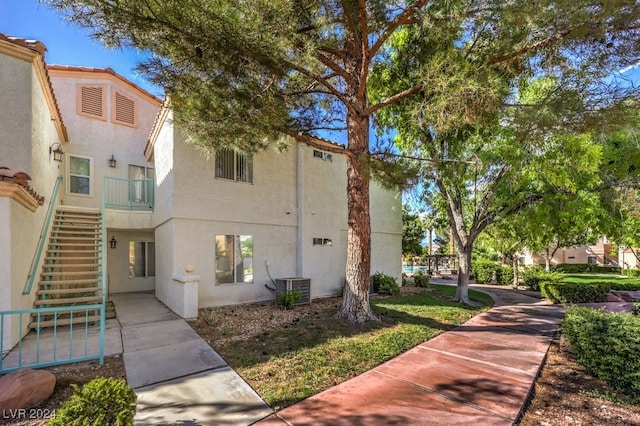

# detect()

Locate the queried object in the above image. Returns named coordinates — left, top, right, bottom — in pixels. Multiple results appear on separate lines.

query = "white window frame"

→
left=67, top=154, right=94, bottom=197
left=215, top=148, right=253, bottom=183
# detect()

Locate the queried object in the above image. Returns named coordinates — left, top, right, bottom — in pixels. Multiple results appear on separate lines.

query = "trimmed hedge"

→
left=495, top=266, right=514, bottom=286
left=562, top=306, right=640, bottom=401
left=553, top=263, right=621, bottom=274
left=522, top=267, right=564, bottom=291
left=472, top=260, right=497, bottom=284
left=541, top=281, right=611, bottom=303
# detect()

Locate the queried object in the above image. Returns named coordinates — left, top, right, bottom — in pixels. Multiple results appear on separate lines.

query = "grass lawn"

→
left=205, top=285, right=493, bottom=409
left=562, top=273, right=640, bottom=286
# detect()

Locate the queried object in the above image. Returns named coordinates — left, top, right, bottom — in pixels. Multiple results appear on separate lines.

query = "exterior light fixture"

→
left=109, top=155, right=117, bottom=168
left=49, top=142, right=64, bottom=162
left=110, top=236, right=118, bottom=249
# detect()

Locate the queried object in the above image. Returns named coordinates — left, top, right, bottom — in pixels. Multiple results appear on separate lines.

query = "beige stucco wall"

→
left=48, top=72, right=159, bottom=211
left=107, top=229, right=155, bottom=293
left=0, top=51, right=63, bottom=349
left=153, top=126, right=402, bottom=310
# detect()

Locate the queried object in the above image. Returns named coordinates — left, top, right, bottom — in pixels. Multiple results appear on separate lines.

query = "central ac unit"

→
left=275, top=278, right=311, bottom=305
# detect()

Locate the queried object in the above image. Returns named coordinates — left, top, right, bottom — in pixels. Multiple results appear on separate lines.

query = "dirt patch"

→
left=518, top=335, right=640, bottom=425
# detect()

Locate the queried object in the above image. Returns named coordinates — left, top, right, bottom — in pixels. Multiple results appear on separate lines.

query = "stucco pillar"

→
left=169, top=264, right=200, bottom=319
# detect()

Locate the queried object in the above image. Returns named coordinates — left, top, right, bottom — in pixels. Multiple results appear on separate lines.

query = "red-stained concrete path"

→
left=257, top=283, right=565, bottom=426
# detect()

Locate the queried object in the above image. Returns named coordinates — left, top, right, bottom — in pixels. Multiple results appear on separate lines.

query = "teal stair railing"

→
left=23, top=175, right=63, bottom=295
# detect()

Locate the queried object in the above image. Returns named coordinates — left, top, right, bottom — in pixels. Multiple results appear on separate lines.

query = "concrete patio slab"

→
left=135, top=367, right=272, bottom=426
left=124, top=338, right=226, bottom=388
left=121, top=319, right=200, bottom=352
left=1, top=325, right=122, bottom=369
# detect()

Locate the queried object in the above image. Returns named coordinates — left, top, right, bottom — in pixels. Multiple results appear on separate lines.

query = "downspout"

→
left=296, top=144, right=304, bottom=277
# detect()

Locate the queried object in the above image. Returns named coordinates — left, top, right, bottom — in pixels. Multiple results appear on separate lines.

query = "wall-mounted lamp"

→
left=110, top=236, right=118, bottom=249
left=109, top=155, right=117, bottom=168
left=49, top=142, right=64, bottom=162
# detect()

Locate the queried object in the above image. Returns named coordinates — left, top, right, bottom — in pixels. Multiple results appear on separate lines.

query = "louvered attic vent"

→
left=79, top=86, right=104, bottom=119
left=114, top=91, right=136, bottom=126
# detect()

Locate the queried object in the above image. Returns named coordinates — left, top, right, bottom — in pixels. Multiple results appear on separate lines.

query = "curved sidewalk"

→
left=257, top=285, right=565, bottom=425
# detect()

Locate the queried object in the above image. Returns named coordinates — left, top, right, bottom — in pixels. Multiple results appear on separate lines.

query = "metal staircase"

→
left=30, top=207, right=103, bottom=328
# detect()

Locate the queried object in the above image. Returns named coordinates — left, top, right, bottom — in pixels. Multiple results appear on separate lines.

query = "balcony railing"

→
left=103, top=177, right=154, bottom=211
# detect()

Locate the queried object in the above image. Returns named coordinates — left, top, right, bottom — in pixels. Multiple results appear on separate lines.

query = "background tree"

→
left=402, top=205, right=427, bottom=258
left=371, top=20, right=637, bottom=303
left=598, top=118, right=640, bottom=265
left=47, top=0, right=640, bottom=314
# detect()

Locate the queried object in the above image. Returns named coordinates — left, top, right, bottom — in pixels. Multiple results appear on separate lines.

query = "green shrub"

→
left=47, top=377, right=136, bottom=426
left=372, top=272, right=400, bottom=295
left=622, top=269, right=640, bottom=277
left=562, top=306, right=640, bottom=400
left=277, top=290, right=302, bottom=309
left=495, top=266, right=514, bottom=286
left=472, top=260, right=498, bottom=284
left=541, top=281, right=611, bottom=303
left=553, top=263, right=621, bottom=274
left=610, top=282, right=640, bottom=291
left=633, top=301, right=640, bottom=316
left=413, top=271, right=430, bottom=288
left=522, top=267, right=564, bottom=291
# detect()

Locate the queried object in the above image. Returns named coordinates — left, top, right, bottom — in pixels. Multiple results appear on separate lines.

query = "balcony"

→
left=103, top=177, right=154, bottom=211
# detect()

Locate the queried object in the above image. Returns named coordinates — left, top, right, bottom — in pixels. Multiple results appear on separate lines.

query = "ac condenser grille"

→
left=275, top=278, right=311, bottom=305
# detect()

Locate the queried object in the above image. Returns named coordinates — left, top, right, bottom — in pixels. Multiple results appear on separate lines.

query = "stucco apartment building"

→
left=0, top=34, right=401, bottom=350
left=518, top=237, right=618, bottom=269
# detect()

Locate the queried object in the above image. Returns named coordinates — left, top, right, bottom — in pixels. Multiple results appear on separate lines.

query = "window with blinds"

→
left=77, top=85, right=106, bottom=120
left=215, top=148, right=253, bottom=183
left=113, top=90, right=137, bottom=127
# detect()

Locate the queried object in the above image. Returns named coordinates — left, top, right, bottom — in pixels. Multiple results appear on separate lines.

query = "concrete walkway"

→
left=110, top=292, right=272, bottom=425
left=257, top=284, right=565, bottom=426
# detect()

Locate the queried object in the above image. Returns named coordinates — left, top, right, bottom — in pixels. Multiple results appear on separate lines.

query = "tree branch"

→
left=366, top=83, right=424, bottom=115
left=368, top=0, right=430, bottom=60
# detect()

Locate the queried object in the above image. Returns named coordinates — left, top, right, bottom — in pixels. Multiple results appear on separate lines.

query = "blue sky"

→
left=0, top=0, right=162, bottom=96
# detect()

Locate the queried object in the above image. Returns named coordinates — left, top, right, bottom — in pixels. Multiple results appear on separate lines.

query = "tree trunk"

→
left=545, top=247, right=551, bottom=272
left=454, top=245, right=474, bottom=304
left=512, top=254, right=519, bottom=288
left=336, top=110, right=377, bottom=323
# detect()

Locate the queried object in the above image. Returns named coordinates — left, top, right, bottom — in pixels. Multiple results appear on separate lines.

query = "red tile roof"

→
left=0, top=34, right=47, bottom=55
left=47, top=65, right=162, bottom=104
left=0, top=167, right=44, bottom=205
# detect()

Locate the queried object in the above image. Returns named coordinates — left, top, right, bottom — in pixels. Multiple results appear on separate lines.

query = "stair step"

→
left=41, top=270, right=100, bottom=277
left=29, top=315, right=102, bottom=329
left=49, top=242, right=100, bottom=246
left=51, top=235, right=101, bottom=240
left=35, top=296, right=102, bottom=306
left=46, top=250, right=101, bottom=255
left=43, top=264, right=100, bottom=268
left=37, top=287, right=100, bottom=295
left=53, top=228, right=101, bottom=237
left=44, top=256, right=101, bottom=261
left=55, top=211, right=101, bottom=217
left=39, top=278, right=101, bottom=286
left=52, top=223, right=101, bottom=229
